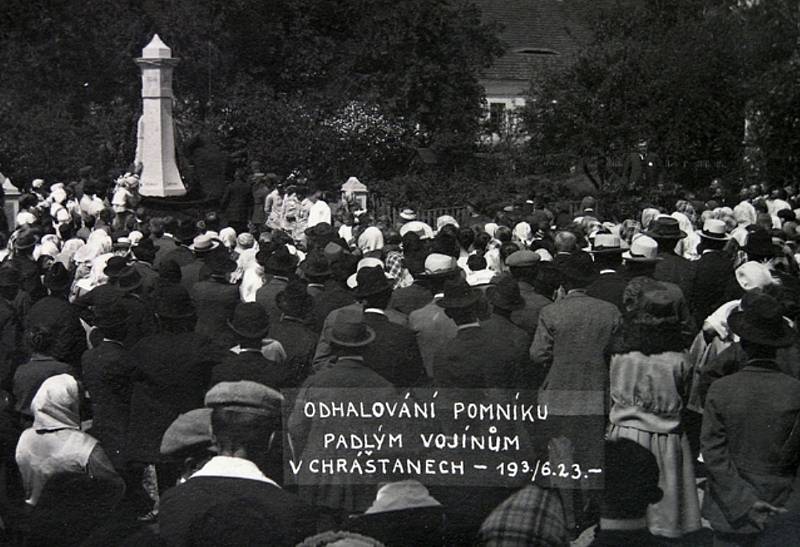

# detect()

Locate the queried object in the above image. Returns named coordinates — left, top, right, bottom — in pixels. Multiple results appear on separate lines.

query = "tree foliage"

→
left=0, top=0, right=502, bottom=188
left=522, top=0, right=800, bottom=189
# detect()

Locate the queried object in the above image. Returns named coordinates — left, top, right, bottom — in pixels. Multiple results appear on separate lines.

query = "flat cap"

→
left=160, top=408, right=213, bottom=457
left=506, top=250, right=540, bottom=268
left=204, top=381, right=284, bottom=417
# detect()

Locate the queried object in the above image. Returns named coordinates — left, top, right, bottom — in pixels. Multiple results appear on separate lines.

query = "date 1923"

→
left=495, top=460, right=602, bottom=481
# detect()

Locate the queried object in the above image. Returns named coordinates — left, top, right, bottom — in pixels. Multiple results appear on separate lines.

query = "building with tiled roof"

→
left=475, top=0, right=603, bottom=133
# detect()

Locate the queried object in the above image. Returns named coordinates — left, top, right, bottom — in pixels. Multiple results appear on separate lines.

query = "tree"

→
left=0, top=0, right=502, bottom=190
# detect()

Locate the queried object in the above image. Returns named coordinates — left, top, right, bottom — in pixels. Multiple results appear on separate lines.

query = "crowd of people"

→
left=0, top=163, right=797, bottom=547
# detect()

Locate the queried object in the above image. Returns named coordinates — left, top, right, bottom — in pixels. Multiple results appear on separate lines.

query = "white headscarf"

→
left=358, top=226, right=384, bottom=253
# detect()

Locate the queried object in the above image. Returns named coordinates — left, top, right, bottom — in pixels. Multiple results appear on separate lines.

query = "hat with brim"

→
left=94, top=301, right=128, bottom=329
left=347, top=258, right=385, bottom=289
left=399, top=209, right=417, bottom=221
left=265, top=246, right=299, bottom=275
left=644, top=217, right=687, bottom=240
left=104, top=256, right=129, bottom=278
left=728, top=293, right=795, bottom=348
left=323, top=308, right=376, bottom=348
left=699, top=219, right=730, bottom=241
left=305, top=222, right=334, bottom=238
left=14, top=231, right=37, bottom=250
left=204, top=380, right=283, bottom=417
left=160, top=408, right=214, bottom=457
left=206, top=254, right=237, bottom=277
left=189, top=233, right=220, bottom=253
left=437, top=279, right=480, bottom=309
left=743, top=229, right=777, bottom=259
left=301, top=254, right=332, bottom=279
left=227, top=303, right=270, bottom=339
left=354, top=266, right=392, bottom=299
left=399, top=221, right=434, bottom=240
left=590, top=233, right=624, bottom=255
left=117, top=266, right=143, bottom=292
left=622, top=235, right=662, bottom=263
left=488, top=277, right=525, bottom=311
left=155, top=285, right=196, bottom=319
left=418, top=253, right=458, bottom=279
left=276, top=281, right=314, bottom=317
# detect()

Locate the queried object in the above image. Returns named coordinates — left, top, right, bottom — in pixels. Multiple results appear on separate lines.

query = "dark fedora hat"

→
left=132, top=237, right=157, bottom=262
left=276, top=280, right=314, bottom=318
left=323, top=308, right=376, bottom=348
left=437, top=278, right=480, bottom=309
left=743, top=228, right=777, bottom=259
left=488, top=276, right=525, bottom=311
left=44, top=263, right=71, bottom=292
left=117, top=266, right=143, bottom=292
left=305, top=222, right=334, bottom=238
left=228, top=303, right=270, bottom=339
left=301, top=252, right=332, bottom=279
left=174, top=221, right=197, bottom=244
left=155, top=285, right=196, bottom=319
left=558, top=251, right=598, bottom=284
left=264, top=246, right=299, bottom=275
left=354, top=266, right=392, bottom=299
left=94, top=299, right=128, bottom=329
left=728, top=290, right=795, bottom=347
left=104, top=256, right=129, bottom=279
left=590, top=233, right=624, bottom=254
left=14, top=230, right=38, bottom=250
left=644, top=216, right=687, bottom=240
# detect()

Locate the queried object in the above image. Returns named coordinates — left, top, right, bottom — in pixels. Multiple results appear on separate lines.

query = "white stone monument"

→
left=135, top=34, right=186, bottom=197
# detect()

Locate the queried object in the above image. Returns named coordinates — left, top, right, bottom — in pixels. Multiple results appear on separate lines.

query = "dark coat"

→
left=120, top=293, right=158, bottom=349
left=586, top=270, right=628, bottom=313
left=131, top=260, right=159, bottom=298
left=160, top=245, right=193, bottom=270
left=691, top=250, right=735, bottom=326
left=362, top=310, right=427, bottom=386
left=433, top=324, right=520, bottom=389
left=653, top=252, right=696, bottom=307
left=311, top=280, right=356, bottom=332
left=25, top=296, right=87, bottom=366
left=7, top=255, right=45, bottom=301
left=481, top=313, right=535, bottom=388
left=510, top=281, right=552, bottom=336
left=408, top=299, right=458, bottom=379
left=81, top=340, right=136, bottom=469
left=159, top=476, right=319, bottom=547
left=251, top=183, right=270, bottom=225
left=210, top=350, right=292, bottom=390
left=268, top=316, right=317, bottom=386
left=255, top=276, right=290, bottom=324
left=126, top=332, right=219, bottom=463
left=701, top=361, right=800, bottom=534
left=622, top=151, right=664, bottom=188
left=0, top=298, right=25, bottom=388
left=390, top=282, right=433, bottom=315
left=180, top=258, right=209, bottom=291
left=152, top=235, right=179, bottom=271
left=191, top=279, right=240, bottom=343
left=12, top=355, right=73, bottom=417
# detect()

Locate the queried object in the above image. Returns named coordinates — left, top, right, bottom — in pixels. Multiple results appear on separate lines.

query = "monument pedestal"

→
left=135, top=35, right=187, bottom=198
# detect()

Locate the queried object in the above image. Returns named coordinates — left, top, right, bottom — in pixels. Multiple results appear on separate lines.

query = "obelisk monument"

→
left=135, top=34, right=186, bottom=197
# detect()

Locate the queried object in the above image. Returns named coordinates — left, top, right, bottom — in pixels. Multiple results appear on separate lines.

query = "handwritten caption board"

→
left=283, top=388, right=605, bottom=489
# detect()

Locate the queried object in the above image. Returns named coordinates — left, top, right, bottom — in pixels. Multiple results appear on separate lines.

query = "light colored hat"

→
left=365, top=480, right=442, bottom=514
left=237, top=232, right=255, bottom=249
left=54, top=208, right=71, bottom=224
left=591, top=233, right=623, bottom=253
left=399, top=220, right=434, bottom=240
left=534, top=248, right=554, bottom=262
left=128, top=231, right=143, bottom=245
left=699, top=218, right=731, bottom=241
left=399, top=208, right=416, bottom=221
left=16, top=211, right=37, bottom=226
left=421, top=253, right=458, bottom=277
left=436, top=215, right=459, bottom=231
left=735, top=261, right=775, bottom=292
left=622, top=235, right=662, bottom=263
left=31, top=178, right=44, bottom=189
left=189, top=233, right=220, bottom=252
left=347, top=257, right=385, bottom=289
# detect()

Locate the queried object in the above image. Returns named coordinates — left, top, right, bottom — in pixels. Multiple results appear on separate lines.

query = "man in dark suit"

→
left=586, top=233, right=627, bottom=313
left=354, top=266, right=427, bottom=387
left=701, top=291, right=800, bottom=545
left=269, top=280, right=318, bottom=386
left=219, top=168, right=253, bottom=234
left=691, top=219, right=736, bottom=327
left=210, top=303, right=291, bottom=390
left=255, top=245, right=299, bottom=324
left=622, top=138, right=664, bottom=190
left=180, top=233, right=221, bottom=291
left=481, top=276, right=534, bottom=387
left=646, top=216, right=696, bottom=304
left=159, top=381, right=319, bottom=546
left=505, top=250, right=552, bottom=336
left=433, top=278, right=519, bottom=389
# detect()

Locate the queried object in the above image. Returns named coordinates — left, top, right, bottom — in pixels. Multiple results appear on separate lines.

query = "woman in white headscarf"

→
left=641, top=208, right=660, bottom=232
left=671, top=211, right=699, bottom=261
left=357, top=226, right=384, bottom=256
left=15, top=374, right=124, bottom=506
left=512, top=222, right=534, bottom=249
left=218, top=227, right=237, bottom=252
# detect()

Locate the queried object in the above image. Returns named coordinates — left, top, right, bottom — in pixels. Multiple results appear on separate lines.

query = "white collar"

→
left=433, top=292, right=445, bottom=299
left=458, top=322, right=480, bottom=331
left=599, top=269, right=617, bottom=274
left=191, top=456, right=280, bottom=487
left=364, top=308, right=386, bottom=316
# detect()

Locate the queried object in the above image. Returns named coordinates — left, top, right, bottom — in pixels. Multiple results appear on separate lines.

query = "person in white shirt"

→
left=307, top=187, right=331, bottom=228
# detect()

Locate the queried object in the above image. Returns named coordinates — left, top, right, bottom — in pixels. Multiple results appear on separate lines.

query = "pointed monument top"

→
left=142, top=34, right=172, bottom=59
